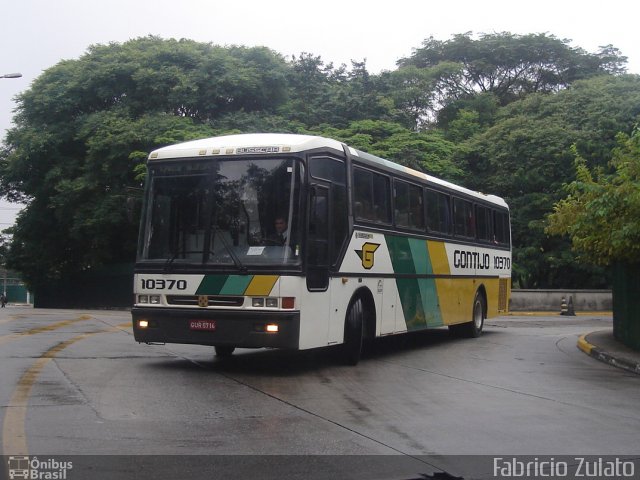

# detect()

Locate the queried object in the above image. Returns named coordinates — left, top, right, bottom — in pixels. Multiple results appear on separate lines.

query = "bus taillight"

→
left=281, top=297, right=295, bottom=309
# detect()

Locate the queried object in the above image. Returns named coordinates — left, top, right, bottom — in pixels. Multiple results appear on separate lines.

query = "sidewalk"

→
left=578, top=330, right=640, bottom=375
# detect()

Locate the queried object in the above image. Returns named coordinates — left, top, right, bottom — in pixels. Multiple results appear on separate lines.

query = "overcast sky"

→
left=1, top=0, right=639, bottom=228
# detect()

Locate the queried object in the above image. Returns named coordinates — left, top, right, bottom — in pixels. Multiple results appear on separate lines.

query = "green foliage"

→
left=399, top=32, right=627, bottom=106
left=281, top=55, right=394, bottom=127
left=0, top=33, right=636, bottom=290
left=459, top=75, right=640, bottom=287
left=438, top=92, right=500, bottom=133
left=310, top=120, right=464, bottom=181
left=1, top=111, right=213, bottom=288
left=547, top=130, right=640, bottom=265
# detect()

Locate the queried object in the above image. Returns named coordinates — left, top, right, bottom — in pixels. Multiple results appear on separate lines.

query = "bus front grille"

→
left=166, top=295, right=245, bottom=307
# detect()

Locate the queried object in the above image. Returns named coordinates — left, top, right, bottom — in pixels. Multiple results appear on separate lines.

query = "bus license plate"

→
left=189, top=320, right=216, bottom=331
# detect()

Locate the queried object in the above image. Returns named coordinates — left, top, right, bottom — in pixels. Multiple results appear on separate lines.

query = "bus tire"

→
left=342, top=297, right=364, bottom=365
left=449, top=291, right=485, bottom=338
left=215, top=346, right=235, bottom=358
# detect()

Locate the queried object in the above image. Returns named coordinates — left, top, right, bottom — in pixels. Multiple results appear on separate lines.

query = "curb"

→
left=577, top=334, right=640, bottom=375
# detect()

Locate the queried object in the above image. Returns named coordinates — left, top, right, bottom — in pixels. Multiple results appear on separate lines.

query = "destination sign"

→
left=236, top=146, right=280, bottom=154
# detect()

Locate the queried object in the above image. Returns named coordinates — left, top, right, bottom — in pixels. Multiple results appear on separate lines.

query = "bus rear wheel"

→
left=215, top=346, right=235, bottom=358
left=342, top=297, right=364, bottom=365
left=449, top=291, right=485, bottom=338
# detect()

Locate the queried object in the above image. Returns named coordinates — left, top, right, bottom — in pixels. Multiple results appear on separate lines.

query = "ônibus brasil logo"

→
left=7, top=456, right=73, bottom=479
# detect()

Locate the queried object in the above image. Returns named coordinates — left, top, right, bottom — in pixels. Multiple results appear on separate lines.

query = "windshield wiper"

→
left=213, top=230, right=247, bottom=274
left=163, top=250, right=180, bottom=273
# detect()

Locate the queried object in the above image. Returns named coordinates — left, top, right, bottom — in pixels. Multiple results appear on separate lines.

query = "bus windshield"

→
left=139, top=157, right=302, bottom=268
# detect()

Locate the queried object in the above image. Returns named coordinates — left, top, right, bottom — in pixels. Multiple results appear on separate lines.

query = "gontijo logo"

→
left=355, top=242, right=380, bottom=270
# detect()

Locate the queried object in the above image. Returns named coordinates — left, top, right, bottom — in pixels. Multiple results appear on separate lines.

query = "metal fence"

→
left=612, top=262, right=640, bottom=350
left=33, top=263, right=133, bottom=309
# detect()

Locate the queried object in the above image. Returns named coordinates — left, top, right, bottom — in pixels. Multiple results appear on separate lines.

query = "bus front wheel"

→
left=342, top=298, right=364, bottom=365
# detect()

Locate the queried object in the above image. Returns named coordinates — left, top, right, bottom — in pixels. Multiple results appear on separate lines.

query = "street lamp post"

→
left=1, top=73, right=22, bottom=79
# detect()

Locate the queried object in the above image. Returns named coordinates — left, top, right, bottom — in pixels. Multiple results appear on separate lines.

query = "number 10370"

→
left=140, top=279, right=188, bottom=290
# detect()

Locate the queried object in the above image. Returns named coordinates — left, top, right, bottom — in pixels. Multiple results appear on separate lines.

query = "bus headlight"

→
left=252, top=297, right=264, bottom=307
left=265, top=297, right=278, bottom=308
left=138, top=295, right=160, bottom=305
left=251, top=297, right=295, bottom=309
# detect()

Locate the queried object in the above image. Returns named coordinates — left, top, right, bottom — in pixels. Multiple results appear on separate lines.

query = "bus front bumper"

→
left=131, top=307, right=300, bottom=349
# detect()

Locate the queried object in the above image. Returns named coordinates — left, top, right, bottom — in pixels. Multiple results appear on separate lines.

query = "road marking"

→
left=0, top=312, right=78, bottom=326
left=2, top=322, right=131, bottom=456
left=0, top=315, right=92, bottom=346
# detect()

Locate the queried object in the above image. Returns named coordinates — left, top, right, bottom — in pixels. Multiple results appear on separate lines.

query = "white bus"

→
left=132, top=133, right=511, bottom=364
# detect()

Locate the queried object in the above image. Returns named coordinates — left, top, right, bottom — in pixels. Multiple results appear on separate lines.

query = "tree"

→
left=547, top=128, right=640, bottom=350
left=382, top=65, right=444, bottom=129
left=458, top=75, right=640, bottom=288
left=1, top=113, right=214, bottom=289
left=282, top=53, right=341, bottom=126
left=281, top=55, right=393, bottom=127
left=311, top=120, right=464, bottom=181
left=547, top=129, right=640, bottom=265
left=0, top=36, right=296, bottom=288
left=399, top=32, right=627, bottom=107
left=0, top=33, right=634, bottom=294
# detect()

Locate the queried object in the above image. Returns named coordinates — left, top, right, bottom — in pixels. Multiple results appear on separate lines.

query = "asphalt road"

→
left=1, top=306, right=638, bottom=479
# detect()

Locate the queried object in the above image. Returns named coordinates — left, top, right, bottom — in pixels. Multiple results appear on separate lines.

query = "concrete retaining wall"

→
left=510, top=289, right=612, bottom=312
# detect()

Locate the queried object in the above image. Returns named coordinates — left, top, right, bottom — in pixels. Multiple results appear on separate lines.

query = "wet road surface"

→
left=1, top=307, right=637, bottom=478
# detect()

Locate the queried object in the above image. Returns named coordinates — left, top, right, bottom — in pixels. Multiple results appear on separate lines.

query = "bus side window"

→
left=454, top=198, right=475, bottom=238
left=394, top=180, right=424, bottom=230
left=493, top=209, right=511, bottom=246
left=307, top=186, right=330, bottom=291
left=309, top=188, right=328, bottom=246
left=372, top=173, right=391, bottom=224
left=476, top=205, right=492, bottom=242
left=353, top=168, right=373, bottom=222
left=426, top=189, right=451, bottom=235
left=353, top=167, right=391, bottom=224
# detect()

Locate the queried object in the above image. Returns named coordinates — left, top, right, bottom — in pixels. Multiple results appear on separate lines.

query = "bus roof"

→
left=149, top=133, right=508, bottom=209
left=148, top=133, right=344, bottom=159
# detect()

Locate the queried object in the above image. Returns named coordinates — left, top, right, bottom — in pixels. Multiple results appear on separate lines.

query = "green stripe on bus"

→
left=386, top=235, right=444, bottom=329
left=386, top=235, right=416, bottom=275
left=387, top=236, right=423, bottom=329
left=195, top=275, right=230, bottom=295
left=195, top=275, right=255, bottom=295
left=408, top=238, right=431, bottom=275
left=220, top=275, right=253, bottom=295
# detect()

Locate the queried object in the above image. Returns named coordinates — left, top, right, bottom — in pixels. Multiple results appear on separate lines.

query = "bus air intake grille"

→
left=498, top=279, right=508, bottom=311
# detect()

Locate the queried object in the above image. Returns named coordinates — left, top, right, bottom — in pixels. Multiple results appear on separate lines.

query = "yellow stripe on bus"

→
left=427, top=241, right=450, bottom=275
left=244, top=275, right=279, bottom=296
